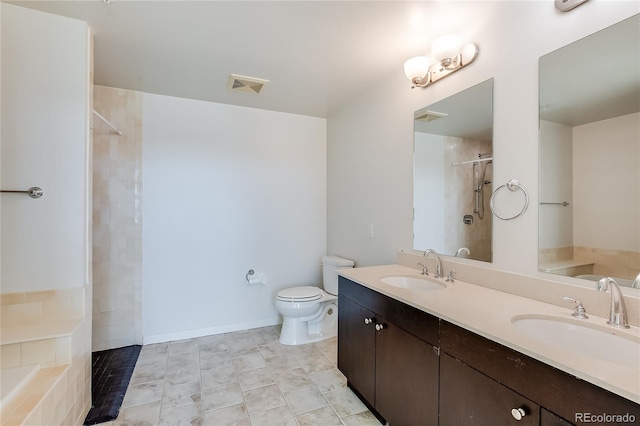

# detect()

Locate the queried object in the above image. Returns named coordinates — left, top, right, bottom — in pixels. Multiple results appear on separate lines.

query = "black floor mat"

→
left=84, top=345, right=142, bottom=425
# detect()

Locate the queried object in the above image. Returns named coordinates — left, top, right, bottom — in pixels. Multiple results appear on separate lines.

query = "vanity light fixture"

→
left=404, top=35, right=479, bottom=89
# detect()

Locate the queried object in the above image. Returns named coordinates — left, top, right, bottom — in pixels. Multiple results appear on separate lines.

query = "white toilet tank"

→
left=322, top=255, right=354, bottom=295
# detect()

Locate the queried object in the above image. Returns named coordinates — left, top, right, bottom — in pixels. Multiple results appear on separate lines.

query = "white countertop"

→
left=339, top=264, right=640, bottom=404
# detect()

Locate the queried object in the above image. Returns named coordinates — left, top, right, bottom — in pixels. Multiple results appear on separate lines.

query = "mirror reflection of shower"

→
left=473, top=153, right=493, bottom=219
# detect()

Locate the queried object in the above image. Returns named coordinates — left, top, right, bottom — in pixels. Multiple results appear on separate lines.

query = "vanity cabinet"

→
left=338, top=277, right=640, bottom=426
left=440, top=321, right=640, bottom=426
left=338, top=277, right=440, bottom=425
left=440, top=353, right=540, bottom=425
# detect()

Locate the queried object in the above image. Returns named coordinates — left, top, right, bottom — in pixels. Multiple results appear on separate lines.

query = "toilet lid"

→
left=276, top=286, right=322, bottom=302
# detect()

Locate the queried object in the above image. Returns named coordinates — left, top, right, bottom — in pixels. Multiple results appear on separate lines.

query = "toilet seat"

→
left=276, top=286, right=322, bottom=303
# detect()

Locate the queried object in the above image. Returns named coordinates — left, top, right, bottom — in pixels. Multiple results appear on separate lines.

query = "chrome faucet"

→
left=596, top=277, right=630, bottom=329
left=455, top=247, right=470, bottom=257
left=423, top=249, right=443, bottom=278
left=632, top=273, right=640, bottom=289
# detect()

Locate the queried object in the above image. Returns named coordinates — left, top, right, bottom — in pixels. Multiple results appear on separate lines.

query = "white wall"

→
left=573, top=112, right=640, bottom=252
left=143, top=93, right=327, bottom=343
left=1, top=3, right=90, bottom=293
left=539, top=120, right=573, bottom=250
left=327, top=1, right=639, bottom=278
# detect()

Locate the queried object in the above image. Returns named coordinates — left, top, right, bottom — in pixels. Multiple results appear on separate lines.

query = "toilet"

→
left=275, top=255, right=354, bottom=345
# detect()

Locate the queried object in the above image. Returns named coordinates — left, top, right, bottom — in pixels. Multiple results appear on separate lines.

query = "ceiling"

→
left=7, top=0, right=497, bottom=118
left=414, top=78, right=493, bottom=141
left=539, top=14, right=639, bottom=127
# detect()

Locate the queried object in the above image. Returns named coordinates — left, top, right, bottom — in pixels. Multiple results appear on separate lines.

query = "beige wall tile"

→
left=1, top=292, right=26, bottom=305
left=10, top=302, right=42, bottom=326
left=56, top=336, right=72, bottom=365
left=92, top=85, right=143, bottom=351
left=22, top=338, right=57, bottom=367
left=1, top=343, right=22, bottom=368
left=42, top=299, right=73, bottom=322
left=1, top=307, right=11, bottom=328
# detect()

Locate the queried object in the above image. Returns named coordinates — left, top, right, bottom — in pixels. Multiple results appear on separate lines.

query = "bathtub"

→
left=0, top=365, right=41, bottom=411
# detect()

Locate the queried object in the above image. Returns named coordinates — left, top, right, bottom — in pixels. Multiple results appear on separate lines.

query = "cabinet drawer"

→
left=440, top=353, right=540, bottom=426
left=440, top=321, right=640, bottom=423
left=339, top=276, right=439, bottom=345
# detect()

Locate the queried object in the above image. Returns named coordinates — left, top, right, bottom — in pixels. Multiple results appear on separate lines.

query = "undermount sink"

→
left=511, top=315, right=640, bottom=369
left=379, top=275, right=446, bottom=291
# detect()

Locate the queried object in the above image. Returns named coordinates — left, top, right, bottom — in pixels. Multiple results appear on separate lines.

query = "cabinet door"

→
left=337, top=295, right=376, bottom=405
left=541, top=408, right=574, bottom=426
left=440, top=353, right=540, bottom=426
left=375, top=319, right=439, bottom=426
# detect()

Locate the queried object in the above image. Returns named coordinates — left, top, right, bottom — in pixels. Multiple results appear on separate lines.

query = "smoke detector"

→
left=227, top=74, right=269, bottom=94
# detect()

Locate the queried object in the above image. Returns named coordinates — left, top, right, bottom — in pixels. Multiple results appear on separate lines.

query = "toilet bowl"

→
left=275, top=255, right=354, bottom=345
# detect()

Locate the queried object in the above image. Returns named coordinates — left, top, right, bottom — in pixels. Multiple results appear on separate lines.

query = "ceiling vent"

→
left=227, top=74, right=269, bottom=94
left=415, top=110, right=449, bottom=122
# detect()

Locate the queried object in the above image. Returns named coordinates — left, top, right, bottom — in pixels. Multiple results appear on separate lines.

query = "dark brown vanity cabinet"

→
left=440, top=353, right=540, bottom=425
left=440, top=321, right=640, bottom=426
left=338, top=277, right=440, bottom=426
left=338, top=277, right=640, bottom=426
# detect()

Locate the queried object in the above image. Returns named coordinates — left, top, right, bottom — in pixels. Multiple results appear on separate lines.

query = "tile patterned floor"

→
left=99, top=325, right=381, bottom=426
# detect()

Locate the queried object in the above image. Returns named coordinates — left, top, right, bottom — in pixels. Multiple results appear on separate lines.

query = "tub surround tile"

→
left=1, top=343, right=22, bottom=369
left=1, top=293, right=26, bottom=306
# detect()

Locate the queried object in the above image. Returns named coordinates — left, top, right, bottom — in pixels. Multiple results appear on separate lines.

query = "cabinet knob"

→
left=511, top=407, right=526, bottom=420
left=375, top=323, right=386, bottom=331
left=364, top=318, right=373, bottom=325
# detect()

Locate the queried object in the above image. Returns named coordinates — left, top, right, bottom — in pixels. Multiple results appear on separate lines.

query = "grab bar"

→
left=539, top=201, right=570, bottom=206
left=0, top=187, right=43, bottom=199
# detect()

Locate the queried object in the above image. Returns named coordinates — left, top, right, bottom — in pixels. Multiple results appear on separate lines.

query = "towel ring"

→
left=490, top=179, right=529, bottom=221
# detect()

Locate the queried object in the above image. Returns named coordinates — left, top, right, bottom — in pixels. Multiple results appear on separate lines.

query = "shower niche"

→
left=413, top=79, right=494, bottom=262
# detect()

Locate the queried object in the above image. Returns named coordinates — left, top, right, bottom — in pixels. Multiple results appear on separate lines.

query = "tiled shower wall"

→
left=92, top=85, right=143, bottom=351
left=444, top=137, right=493, bottom=262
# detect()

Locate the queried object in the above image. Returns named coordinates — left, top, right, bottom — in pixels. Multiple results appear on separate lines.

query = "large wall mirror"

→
left=413, top=79, right=494, bottom=262
left=538, top=14, right=639, bottom=289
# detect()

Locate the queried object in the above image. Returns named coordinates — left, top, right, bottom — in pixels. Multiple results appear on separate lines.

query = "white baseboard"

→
left=142, top=316, right=282, bottom=345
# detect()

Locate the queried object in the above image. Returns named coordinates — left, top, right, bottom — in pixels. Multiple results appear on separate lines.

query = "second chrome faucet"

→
left=420, top=249, right=443, bottom=278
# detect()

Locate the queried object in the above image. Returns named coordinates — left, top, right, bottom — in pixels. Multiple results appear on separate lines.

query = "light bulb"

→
left=404, top=56, right=430, bottom=81
left=431, top=35, right=462, bottom=63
